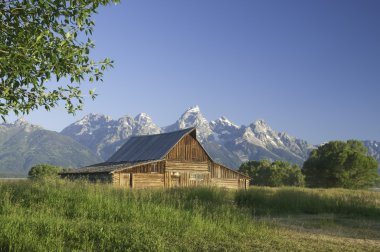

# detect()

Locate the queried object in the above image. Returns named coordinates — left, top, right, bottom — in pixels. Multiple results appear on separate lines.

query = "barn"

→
left=61, top=128, right=250, bottom=189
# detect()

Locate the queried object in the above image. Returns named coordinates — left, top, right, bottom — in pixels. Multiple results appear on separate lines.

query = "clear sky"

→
left=9, top=0, right=380, bottom=144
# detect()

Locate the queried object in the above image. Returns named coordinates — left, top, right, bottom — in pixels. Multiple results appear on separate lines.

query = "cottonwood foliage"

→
left=28, top=164, right=63, bottom=179
left=302, top=140, right=379, bottom=189
left=239, top=160, right=305, bottom=187
left=0, top=0, right=118, bottom=119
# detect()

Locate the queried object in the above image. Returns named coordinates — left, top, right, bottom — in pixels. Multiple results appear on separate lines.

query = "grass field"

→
left=0, top=180, right=379, bottom=251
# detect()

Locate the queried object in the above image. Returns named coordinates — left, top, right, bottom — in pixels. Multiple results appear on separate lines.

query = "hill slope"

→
left=0, top=119, right=102, bottom=177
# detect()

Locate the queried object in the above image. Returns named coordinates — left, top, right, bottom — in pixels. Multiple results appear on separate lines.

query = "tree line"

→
left=238, top=140, right=379, bottom=189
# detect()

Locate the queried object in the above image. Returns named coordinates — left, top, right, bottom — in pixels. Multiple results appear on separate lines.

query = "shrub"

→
left=239, top=160, right=304, bottom=187
left=28, top=164, right=63, bottom=180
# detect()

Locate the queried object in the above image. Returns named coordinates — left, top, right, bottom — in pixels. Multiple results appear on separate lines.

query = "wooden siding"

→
left=166, top=161, right=208, bottom=172
left=132, top=173, right=164, bottom=189
left=211, top=178, right=248, bottom=190
left=111, top=161, right=249, bottom=190
left=208, top=163, right=250, bottom=189
left=112, top=161, right=165, bottom=188
left=210, top=163, right=245, bottom=179
left=112, top=173, right=131, bottom=188
left=164, top=161, right=211, bottom=187
left=164, top=171, right=211, bottom=188
left=165, top=134, right=210, bottom=162
left=124, top=161, right=165, bottom=174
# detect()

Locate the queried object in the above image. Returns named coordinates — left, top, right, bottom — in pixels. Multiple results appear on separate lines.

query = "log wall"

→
left=132, top=173, right=164, bottom=189
left=209, top=163, right=250, bottom=190
left=210, top=163, right=243, bottom=179
left=164, top=161, right=211, bottom=187
left=166, top=161, right=208, bottom=172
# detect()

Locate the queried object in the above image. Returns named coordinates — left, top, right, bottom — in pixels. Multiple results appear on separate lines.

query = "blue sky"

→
left=10, top=0, right=380, bottom=144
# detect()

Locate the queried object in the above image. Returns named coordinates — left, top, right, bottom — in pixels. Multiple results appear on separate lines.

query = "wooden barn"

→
left=61, top=128, right=250, bottom=189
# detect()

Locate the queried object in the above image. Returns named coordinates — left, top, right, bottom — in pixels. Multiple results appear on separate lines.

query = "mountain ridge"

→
left=61, top=105, right=377, bottom=169
left=2, top=106, right=379, bottom=177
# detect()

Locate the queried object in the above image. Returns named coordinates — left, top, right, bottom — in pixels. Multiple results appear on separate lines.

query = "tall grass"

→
left=0, top=180, right=270, bottom=251
left=0, top=180, right=379, bottom=251
left=235, top=186, right=380, bottom=218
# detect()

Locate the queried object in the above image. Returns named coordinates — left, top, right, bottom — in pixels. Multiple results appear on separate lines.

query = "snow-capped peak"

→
left=135, top=112, right=150, bottom=118
left=13, top=117, right=29, bottom=126
left=214, top=116, right=240, bottom=129
left=77, top=113, right=112, bottom=125
left=164, top=105, right=212, bottom=140
left=132, top=113, right=160, bottom=135
left=134, top=113, right=153, bottom=123
left=185, top=105, right=201, bottom=113
left=177, top=105, right=208, bottom=128
left=254, top=119, right=270, bottom=129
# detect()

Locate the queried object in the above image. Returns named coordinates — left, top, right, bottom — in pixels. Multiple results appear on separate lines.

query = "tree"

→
left=28, top=164, right=63, bottom=179
left=302, top=140, right=379, bottom=189
left=0, top=0, right=118, bottom=120
left=239, top=160, right=305, bottom=187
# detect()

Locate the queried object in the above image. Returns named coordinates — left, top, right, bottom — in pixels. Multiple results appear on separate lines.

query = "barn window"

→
left=190, top=173, right=204, bottom=181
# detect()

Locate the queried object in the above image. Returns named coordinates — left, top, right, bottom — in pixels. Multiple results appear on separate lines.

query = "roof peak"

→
left=130, top=127, right=195, bottom=139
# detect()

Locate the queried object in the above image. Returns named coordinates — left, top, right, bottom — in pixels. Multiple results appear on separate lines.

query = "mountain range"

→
left=1, top=105, right=379, bottom=176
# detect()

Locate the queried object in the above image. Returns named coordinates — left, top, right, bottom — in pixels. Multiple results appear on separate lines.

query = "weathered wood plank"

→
left=166, top=161, right=208, bottom=172
left=132, top=173, right=164, bottom=189
left=165, top=135, right=211, bottom=162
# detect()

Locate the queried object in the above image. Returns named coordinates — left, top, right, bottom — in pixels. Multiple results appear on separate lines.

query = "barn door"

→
left=119, top=173, right=130, bottom=188
left=171, top=172, right=181, bottom=187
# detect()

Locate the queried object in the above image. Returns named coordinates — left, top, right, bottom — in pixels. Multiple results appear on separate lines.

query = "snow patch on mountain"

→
left=164, top=105, right=213, bottom=141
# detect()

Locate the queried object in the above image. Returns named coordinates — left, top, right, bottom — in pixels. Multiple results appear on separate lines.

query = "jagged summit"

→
left=253, top=119, right=271, bottom=129
left=1, top=118, right=42, bottom=131
left=14, top=118, right=30, bottom=127
left=76, top=113, right=112, bottom=125
left=186, top=105, right=201, bottom=113
left=134, top=113, right=153, bottom=123
left=211, top=116, right=240, bottom=129
left=164, top=105, right=212, bottom=140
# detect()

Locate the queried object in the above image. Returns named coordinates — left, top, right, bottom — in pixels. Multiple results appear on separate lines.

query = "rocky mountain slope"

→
left=0, top=119, right=102, bottom=177
left=61, top=113, right=160, bottom=160
left=363, top=140, right=380, bottom=164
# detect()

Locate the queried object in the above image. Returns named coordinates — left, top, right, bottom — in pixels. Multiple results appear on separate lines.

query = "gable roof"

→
left=106, top=128, right=198, bottom=163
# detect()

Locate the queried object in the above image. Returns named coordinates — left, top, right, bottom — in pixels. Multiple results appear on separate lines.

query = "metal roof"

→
left=61, top=160, right=161, bottom=174
left=106, top=128, right=196, bottom=163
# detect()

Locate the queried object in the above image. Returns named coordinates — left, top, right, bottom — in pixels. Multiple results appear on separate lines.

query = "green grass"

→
left=0, top=180, right=379, bottom=251
left=235, top=187, right=380, bottom=217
